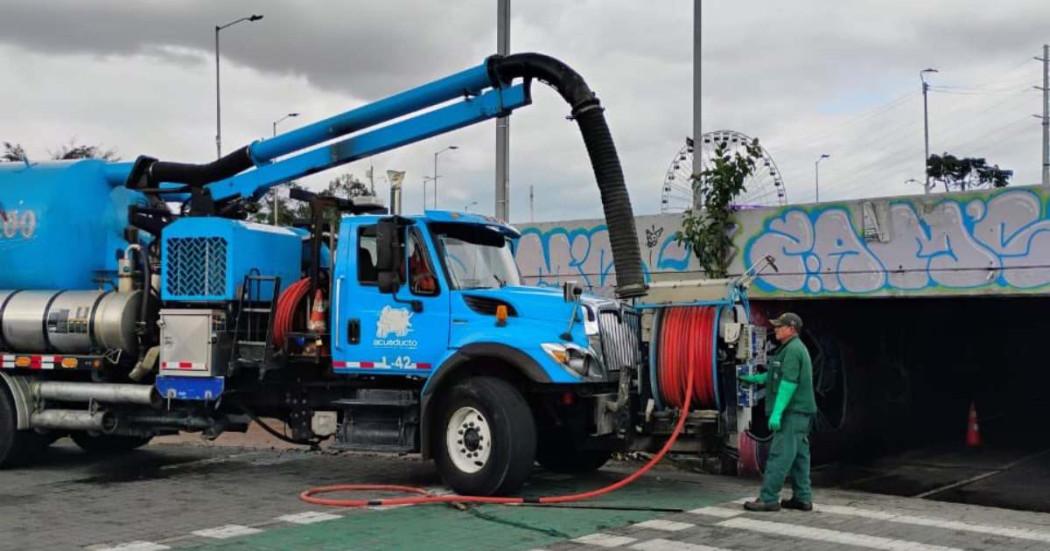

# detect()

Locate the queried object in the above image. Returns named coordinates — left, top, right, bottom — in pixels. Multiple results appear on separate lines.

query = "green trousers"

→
left=759, top=412, right=813, bottom=504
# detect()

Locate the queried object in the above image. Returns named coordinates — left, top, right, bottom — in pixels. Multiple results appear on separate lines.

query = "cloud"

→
left=1, top=1, right=1049, bottom=222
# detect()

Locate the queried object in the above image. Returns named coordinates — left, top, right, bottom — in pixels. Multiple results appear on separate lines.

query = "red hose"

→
left=272, top=278, right=312, bottom=347
left=299, top=328, right=703, bottom=508
left=658, top=306, right=717, bottom=409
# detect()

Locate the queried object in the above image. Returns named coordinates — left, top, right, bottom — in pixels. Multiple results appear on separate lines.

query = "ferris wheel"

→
left=660, top=130, right=788, bottom=213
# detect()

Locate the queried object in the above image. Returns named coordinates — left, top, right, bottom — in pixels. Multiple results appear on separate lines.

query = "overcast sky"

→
left=2, top=1, right=1050, bottom=222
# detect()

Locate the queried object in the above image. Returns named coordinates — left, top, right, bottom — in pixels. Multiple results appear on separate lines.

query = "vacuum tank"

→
left=0, top=159, right=147, bottom=354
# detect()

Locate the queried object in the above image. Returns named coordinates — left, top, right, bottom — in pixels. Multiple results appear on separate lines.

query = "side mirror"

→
left=375, top=219, right=402, bottom=294
left=562, top=280, right=583, bottom=303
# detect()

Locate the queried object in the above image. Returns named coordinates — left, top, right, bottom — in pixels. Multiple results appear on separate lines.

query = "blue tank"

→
left=0, top=160, right=145, bottom=290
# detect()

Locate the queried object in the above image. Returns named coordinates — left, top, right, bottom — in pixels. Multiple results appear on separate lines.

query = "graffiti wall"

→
left=514, top=213, right=697, bottom=296
left=514, top=185, right=1050, bottom=299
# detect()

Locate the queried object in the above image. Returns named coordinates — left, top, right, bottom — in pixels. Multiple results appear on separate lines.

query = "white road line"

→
left=687, top=506, right=744, bottom=518
left=630, top=539, right=731, bottom=551
left=573, top=532, right=639, bottom=547
left=631, top=519, right=695, bottom=532
left=192, top=525, right=264, bottom=539
left=816, top=504, right=1050, bottom=543
left=276, top=511, right=343, bottom=525
left=718, top=517, right=963, bottom=551
left=93, top=542, right=171, bottom=551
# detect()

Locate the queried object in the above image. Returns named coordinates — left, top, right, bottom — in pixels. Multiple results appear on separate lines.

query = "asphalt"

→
left=2, top=437, right=1050, bottom=550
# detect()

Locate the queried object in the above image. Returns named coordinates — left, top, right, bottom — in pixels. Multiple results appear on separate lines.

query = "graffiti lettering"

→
left=745, top=189, right=1050, bottom=294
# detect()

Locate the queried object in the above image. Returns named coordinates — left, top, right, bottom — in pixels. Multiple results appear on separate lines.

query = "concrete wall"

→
left=514, top=185, right=1050, bottom=299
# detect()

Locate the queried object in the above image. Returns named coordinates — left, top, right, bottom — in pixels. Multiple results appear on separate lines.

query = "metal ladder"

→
left=233, top=271, right=281, bottom=371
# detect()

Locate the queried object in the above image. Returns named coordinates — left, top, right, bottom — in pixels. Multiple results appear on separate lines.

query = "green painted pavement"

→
left=189, top=471, right=741, bottom=550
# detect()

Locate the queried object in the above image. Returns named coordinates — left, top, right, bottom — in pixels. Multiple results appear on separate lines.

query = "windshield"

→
left=431, top=223, right=522, bottom=290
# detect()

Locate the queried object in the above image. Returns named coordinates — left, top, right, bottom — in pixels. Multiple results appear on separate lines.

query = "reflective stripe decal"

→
left=161, top=361, right=207, bottom=371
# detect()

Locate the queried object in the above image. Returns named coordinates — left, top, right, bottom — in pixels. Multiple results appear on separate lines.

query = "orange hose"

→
left=298, top=318, right=704, bottom=508
left=272, top=278, right=312, bottom=347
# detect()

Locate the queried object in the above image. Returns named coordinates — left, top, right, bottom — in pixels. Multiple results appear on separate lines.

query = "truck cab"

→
left=329, top=211, right=639, bottom=494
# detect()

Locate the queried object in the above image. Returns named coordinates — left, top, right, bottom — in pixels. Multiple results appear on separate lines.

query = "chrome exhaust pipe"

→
left=30, top=409, right=114, bottom=432
left=33, top=381, right=160, bottom=407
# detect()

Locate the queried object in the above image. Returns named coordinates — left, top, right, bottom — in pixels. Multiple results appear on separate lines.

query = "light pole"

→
left=432, top=145, right=458, bottom=209
left=215, top=14, right=263, bottom=159
left=920, top=68, right=938, bottom=194
left=270, top=112, right=299, bottom=225
left=814, top=154, right=830, bottom=202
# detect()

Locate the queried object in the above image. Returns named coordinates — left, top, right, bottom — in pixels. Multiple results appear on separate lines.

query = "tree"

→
left=927, top=153, right=1012, bottom=192
left=250, top=171, right=371, bottom=227
left=1, top=140, right=119, bottom=162
left=326, top=172, right=371, bottom=199
left=2, top=142, right=26, bottom=162
left=675, top=138, right=763, bottom=278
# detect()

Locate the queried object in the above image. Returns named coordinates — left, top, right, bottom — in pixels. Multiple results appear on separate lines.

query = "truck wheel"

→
left=0, top=384, right=49, bottom=467
left=536, top=431, right=612, bottom=474
left=71, top=433, right=152, bottom=454
left=434, top=376, right=536, bottom=496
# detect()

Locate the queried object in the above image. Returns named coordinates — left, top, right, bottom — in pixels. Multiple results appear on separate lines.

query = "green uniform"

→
left=760, top=335, right=816, bottom=504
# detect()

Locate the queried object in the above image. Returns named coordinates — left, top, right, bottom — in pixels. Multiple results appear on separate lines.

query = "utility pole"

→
left=920, top=68, right=938, bottom=194
left=1036, top=45, right=1050, bottom=186
left=215, top=14, right=264, bottom=159
left=692, top=0, right=702, bottom=208
left=494, top=0, right=511, bottom=221
left=815, top=154, right=830, bottom=202
left=529, top=185, right=534, bottom=222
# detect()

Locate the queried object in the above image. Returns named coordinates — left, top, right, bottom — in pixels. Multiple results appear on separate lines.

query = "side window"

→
left=357, top=226, right=379, bottom=284
left=407, top=229, right=439, bottom=296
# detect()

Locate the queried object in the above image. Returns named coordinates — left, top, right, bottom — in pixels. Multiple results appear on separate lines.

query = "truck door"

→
left=334, top=223, right=450, bottom=375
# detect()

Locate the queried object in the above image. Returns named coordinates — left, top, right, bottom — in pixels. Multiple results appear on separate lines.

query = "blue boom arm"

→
left=121, top=53, right=649, bottom=298
left=209, top=83, right=529, bottom=202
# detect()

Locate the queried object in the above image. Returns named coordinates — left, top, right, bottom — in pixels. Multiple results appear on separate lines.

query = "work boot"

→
left=743, top=499, right=781, bottom=512
left=781, top=497, right=813, bottom=511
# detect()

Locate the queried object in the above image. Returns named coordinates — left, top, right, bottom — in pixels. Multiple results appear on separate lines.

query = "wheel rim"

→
left=446, top=406, right=492, bottom=474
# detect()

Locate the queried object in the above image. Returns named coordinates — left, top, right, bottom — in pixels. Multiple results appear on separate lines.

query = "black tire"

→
left=71, top=432, right=152, bottom=454
left=0, top=383, right=49, bottom=467
left=536, top=430, right=612, bottom=474
left=434, top=376, right=536, bottom=496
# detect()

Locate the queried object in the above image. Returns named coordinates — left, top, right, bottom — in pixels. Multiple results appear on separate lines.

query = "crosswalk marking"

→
left=93, top=542, right=171, bottom=551
left=631, top=519, right=695, bottom=532
left=815, top=504, right=1050, bottom=543
left=718, top=517, right=963, bottom=551
left=573, top=532, right=639, bottom=547
left=630, top=539, right=731, bottom=551
left=276, top=511, right=342, bottom=524
left=687, top=506, right=744, bottom=518
left=192, top=525, right=263, bottom=539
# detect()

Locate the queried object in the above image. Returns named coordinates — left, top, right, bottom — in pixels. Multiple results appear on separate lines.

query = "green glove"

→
left=737, top=372, right=768, bottom=386
left=768, top=380, right=798, bottom=432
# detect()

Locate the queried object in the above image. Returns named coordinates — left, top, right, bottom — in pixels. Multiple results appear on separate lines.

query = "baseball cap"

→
left=770, top=312, right=803, bottom=329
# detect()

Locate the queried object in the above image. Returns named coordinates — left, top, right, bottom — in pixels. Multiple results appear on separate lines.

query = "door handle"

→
left=348, top=319, right=360, bottom=344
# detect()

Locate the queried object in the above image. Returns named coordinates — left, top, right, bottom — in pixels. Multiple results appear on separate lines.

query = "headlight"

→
left=541, top=342, right=591, bottom=376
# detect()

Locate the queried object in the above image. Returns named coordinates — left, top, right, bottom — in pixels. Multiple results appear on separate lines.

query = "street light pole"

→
left=432, top=145, right=458, bottom=209
left=270, top=112, right=299, bottom=225
left=815, top=153, right=830, bottom=202
left=215, top=14, right=263, bottom=159
left=920, top=68, right=938, bottom=194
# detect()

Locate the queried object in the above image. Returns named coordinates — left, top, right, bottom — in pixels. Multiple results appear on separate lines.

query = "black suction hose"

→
left=126, top=146, right=254, bottom=189
left=488, top=53, right=647, bottom=298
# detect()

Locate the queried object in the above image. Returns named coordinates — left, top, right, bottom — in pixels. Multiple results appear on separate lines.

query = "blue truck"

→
left=0, top=53, right=758, bottom=495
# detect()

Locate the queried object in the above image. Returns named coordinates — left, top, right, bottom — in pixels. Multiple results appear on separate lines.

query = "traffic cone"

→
left=307, top=289, right=327, bottom=333
left=965, top=401, right=982, bottom=448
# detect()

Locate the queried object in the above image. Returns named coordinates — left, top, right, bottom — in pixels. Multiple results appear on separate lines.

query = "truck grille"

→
left=166, top=237, right=228, bottom=298
left=598, top=307, right=641, bottom=372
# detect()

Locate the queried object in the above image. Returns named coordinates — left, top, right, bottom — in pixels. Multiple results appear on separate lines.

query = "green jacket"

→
left=766, top=335, right=817, bottom=416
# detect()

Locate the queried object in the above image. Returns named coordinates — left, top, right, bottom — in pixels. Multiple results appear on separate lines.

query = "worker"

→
left=738, top=312, right=817, bottom=512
